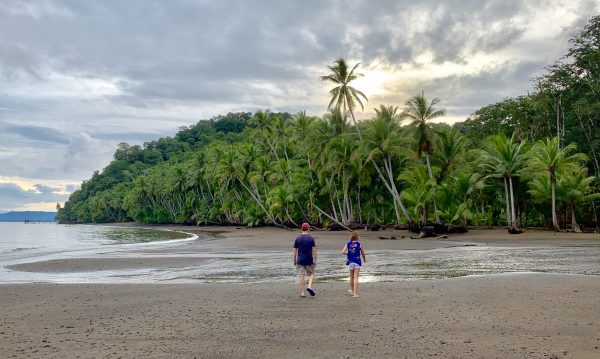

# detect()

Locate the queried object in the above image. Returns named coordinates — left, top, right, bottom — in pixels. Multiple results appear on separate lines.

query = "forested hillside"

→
left=57, top=16, right=600, bottom=231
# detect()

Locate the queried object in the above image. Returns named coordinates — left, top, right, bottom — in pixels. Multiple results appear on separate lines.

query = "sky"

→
left=0, top=0, right=599, bottom=212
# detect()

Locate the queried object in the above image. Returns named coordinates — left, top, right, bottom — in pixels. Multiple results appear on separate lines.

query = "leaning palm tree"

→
left=478, top=133, right=528, bottom=232
left=528, top=137, right=588, bottom=231
left=320, top=58, right=368, bottom=134
left=363, top=105, right=415, bottom=226
left=402, top=92, right=446, bottom=223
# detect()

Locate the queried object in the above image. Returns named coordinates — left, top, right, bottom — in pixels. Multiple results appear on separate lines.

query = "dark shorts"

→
left=296, top=264, right=315, bottom=276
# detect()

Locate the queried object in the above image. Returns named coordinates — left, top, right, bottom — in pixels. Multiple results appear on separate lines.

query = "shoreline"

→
left=4, top=224, right=599, bottom=279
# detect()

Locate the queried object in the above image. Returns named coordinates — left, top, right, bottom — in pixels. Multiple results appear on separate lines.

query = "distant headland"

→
left=0, top=211, right=57, bottom=222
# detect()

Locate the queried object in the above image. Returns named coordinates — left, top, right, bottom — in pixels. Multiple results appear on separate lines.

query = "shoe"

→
left=306, top=287, right=315, bottom=296
left=348, top=290, right=353, bottom=295
left=300, top=294, right=306, bottom=298
left=353, top=294, right=359, bottom=298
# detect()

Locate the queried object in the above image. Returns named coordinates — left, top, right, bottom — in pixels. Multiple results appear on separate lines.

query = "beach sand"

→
left=2, top=226, right=600, bottom=358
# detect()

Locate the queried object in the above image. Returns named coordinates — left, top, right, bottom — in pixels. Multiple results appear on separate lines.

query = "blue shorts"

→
left=348, top=262, right=361, bottom=270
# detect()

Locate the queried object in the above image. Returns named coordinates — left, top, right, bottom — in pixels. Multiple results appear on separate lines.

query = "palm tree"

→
left=398, top=166, right=435, bottom=226
left=528, top=137, right=588, bottom=231
left=437, top=172, right=484, bottom=227
left=320, top=58, right=368, bottom=134
left=322, top=132, right=358, bottom=224
left=402, top=92, right=446, bottom=223
left=558, top=169, right=598, bottom=232
left=478, top=133, right=528, bottom=232
left=363, top=105, right=414, bottom=225
left=433, top=126, right=468, bottom=182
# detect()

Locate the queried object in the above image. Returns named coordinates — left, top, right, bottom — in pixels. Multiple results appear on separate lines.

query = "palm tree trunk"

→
left=392, top=200, right=401, bottom=224
left=508, top=176, right=518, bottom=230
left=551, top=178, right=560, bottom=231
left=237, top=179, right=280, bottom=226
left=382, top=157, right=413, bottom=224
left=503, top=177, right=510, bottom=227
left=425, top=152, right=441, bottom=224
left=570, top=205, right=581, bottom=233
left=313, top=204, right=352, bottom=231
left=285, top=208, right=299, bottom=227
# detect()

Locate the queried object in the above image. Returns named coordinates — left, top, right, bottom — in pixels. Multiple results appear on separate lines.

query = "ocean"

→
left=0, top=222, right=198, bottom=284
left=1, top=222, right=599, bottom=284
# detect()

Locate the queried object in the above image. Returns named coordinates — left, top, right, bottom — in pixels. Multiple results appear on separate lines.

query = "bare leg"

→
left=349, top=268, right=355, bottom=293
left=308, top=272, right=314, bottom=289
left=299, top=274, right=305, bottom=296
left=353, top=268, right=360, bottom=296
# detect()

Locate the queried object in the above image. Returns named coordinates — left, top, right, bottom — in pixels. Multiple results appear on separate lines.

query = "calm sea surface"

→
left=1, top=222, right=599, bottom=284
left=0, top=222, right=197, bottom=283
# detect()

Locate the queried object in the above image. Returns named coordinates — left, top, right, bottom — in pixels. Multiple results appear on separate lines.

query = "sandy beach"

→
left=2, top=226, right=600, bottom=358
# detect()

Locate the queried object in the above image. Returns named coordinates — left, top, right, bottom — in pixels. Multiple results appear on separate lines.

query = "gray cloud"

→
left=0, top=0, right=599, bottom=210
left=65, top=184, right=79, bottom=193
left=33, top=184, right=60, bottom=193
left=0, top=182, right=68, bottom=212
left=5, top=124, right=71, bottom=144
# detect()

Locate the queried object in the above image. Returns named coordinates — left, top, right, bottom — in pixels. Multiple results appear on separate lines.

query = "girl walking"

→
left=342, top=231, right=366, bottom=298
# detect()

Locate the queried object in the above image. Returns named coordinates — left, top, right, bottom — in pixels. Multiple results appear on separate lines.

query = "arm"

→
left=361, top=247, right=366, bottom=263
left=293, top=248, right=297, bottom=266
left=312, top=247, right=317, bottom=266
left=342, top=244, right=347, bottom=255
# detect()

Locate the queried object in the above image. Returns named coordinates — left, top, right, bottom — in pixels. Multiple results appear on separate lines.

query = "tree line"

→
left=57, top=16, right=600, bottom=232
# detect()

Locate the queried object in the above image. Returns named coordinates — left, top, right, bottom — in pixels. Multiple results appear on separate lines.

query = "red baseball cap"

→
left=301, top=222, right=310, bottom=231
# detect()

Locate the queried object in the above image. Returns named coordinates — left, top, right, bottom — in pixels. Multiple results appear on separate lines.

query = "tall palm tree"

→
left=363, top=105, right=414, bottom=225
left=402, top=92, right=446, bottom=223
left=320, top=62, right=415, bottom=225
left=320, top=58, right=368, bottom=134
left=528, top=137, right=588, bottom=231
left=478, top=133, right=528, bottom=232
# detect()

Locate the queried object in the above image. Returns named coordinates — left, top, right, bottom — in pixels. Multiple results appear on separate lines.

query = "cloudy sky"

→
left=0, top=0, right=598, bottom=212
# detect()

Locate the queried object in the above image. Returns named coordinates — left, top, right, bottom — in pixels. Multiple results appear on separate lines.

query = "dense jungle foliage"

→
left=57, top=16, right=600, bottom=231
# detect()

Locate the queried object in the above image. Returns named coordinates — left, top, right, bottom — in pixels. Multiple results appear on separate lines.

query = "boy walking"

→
left=293, top=223, right=317, bottom=297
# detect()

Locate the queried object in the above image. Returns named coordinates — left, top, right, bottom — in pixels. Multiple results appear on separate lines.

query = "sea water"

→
left=1, top=222, right=599, bottom=284
left=0, top=222, right=197, bottom=283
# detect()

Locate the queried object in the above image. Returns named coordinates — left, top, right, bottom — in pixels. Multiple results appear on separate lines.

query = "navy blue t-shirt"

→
left=294, top=234, right=316, bottom=265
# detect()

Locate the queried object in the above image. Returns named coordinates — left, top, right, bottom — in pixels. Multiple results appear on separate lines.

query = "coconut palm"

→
left=528, top=137, right=588, bottom=231
left=363, top=105, right=414, bottom=225
left=478, top=133, right=528, bottom=232
left=558, top=169, right=598, bottom=232
left=320, top=58, right=368, bottom=134
left=433, top=126, right=468, bottom=182
left=321, top=132, right=358, bottom=224
left=437, top=172, right=484, bottom=227
left=402, top=92, right=446, bottom=223
left=398, top=166, right=436, bottom=226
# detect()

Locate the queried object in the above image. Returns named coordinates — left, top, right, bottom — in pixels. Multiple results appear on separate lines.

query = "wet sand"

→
left=2, top=226, right=600, bottom=358
left=1, top=274, right=600, bottom=358
left=7, top=257, right=210, bottom=273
